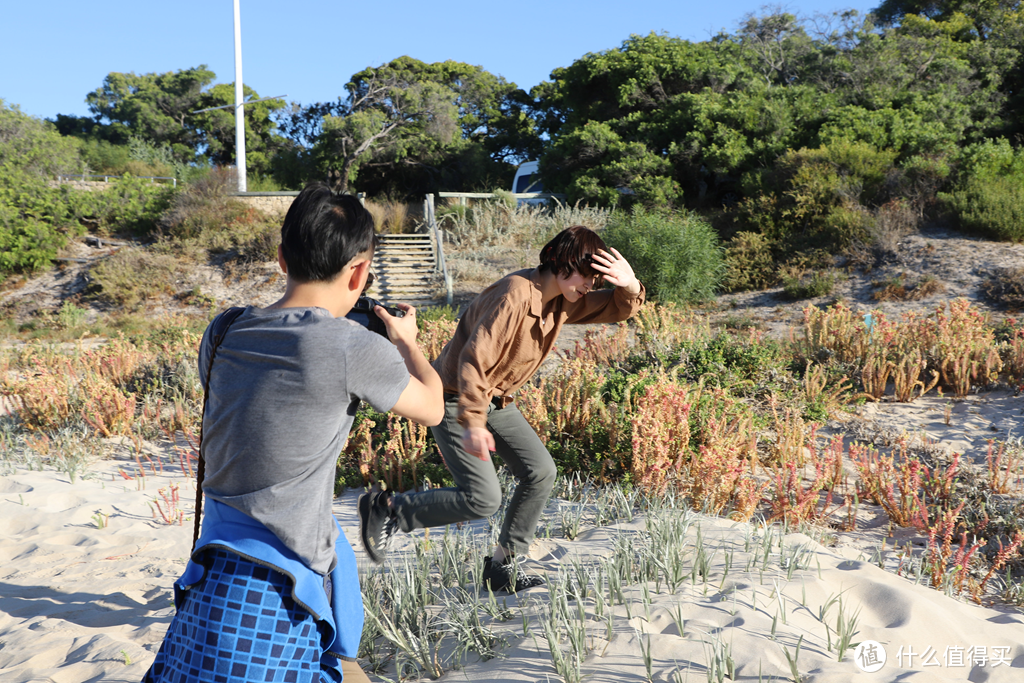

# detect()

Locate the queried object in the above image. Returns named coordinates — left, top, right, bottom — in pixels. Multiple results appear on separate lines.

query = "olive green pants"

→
left=391, top=395, right=556, bottom=555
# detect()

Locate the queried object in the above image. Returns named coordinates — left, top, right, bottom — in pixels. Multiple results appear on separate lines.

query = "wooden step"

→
left=375, top=283, right=441, bottom=292
left=376, top=273, right=437, bottom=281
left=374, top=266, right=436, bottom=273
left=376, top=248, right=433, bottom=254
left=370, top=231, right=444, bottom=306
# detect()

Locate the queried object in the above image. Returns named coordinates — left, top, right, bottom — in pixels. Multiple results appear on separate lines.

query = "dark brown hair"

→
left=538, top=225, right=607, bottom=280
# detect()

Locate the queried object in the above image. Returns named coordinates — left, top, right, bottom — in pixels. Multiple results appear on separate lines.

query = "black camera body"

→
left=346, top=296, right=405, bottom=337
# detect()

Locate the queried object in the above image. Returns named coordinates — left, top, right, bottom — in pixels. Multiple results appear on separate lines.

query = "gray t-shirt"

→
left=198, top=305, right=409, bottom=575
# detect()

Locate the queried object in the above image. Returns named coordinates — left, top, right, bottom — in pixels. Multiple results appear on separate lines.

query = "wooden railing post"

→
left=427, top=193, right=453, bottom=306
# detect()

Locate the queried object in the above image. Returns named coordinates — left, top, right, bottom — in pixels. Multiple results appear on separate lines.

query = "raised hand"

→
left=590, top=248, right=640, bottom=293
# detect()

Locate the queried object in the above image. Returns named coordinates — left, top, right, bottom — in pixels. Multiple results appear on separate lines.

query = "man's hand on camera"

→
left=375, top=302, right=417, bottom=345
left=463, top=427, right=495, bottom=461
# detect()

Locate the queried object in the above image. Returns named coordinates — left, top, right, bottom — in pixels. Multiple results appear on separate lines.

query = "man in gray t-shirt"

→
left=198, top=305, right=410, bottom=575
left=143, top=184, right=443, bottom=683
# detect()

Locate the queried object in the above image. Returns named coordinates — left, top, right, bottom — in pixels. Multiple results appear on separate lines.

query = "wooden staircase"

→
left=366, top=233, right=444, bottom=308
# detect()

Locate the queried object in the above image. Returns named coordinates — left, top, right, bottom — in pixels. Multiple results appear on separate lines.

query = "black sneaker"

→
left=482, top=555, right=545, bottom=593
left=359, top=491, right=397, bottom=564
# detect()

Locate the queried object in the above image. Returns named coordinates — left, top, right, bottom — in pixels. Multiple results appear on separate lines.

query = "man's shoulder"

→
left=211, top=306, right=376, bottom=353
left=210, top=306, right=247, bottom=337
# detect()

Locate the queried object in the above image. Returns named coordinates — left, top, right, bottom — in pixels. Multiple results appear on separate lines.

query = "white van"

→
left=511, top=161, right=547, bottom=205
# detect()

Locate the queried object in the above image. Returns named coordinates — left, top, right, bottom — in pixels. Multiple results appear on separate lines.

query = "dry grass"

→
left=441, top=199, right=611, bottom=250
left=872, top=274, right=945, bottom=301
left=385, top=201, right=410, bottom=234
left=5, top=297, right=1024, bottom=611
left=871, top=200, right=917, bottom=258
left=364, top=200, right=419, bottom=234
left=87, top=248, right=182, bottom=309
left=364, top=202, right=387, bottom=233
left=983, top=266, right=1024, bottom=309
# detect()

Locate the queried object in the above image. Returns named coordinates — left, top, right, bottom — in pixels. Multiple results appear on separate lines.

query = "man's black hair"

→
left=279, top=182, right=377, bottom=283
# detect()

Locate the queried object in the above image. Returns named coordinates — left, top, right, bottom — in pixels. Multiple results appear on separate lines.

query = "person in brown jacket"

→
left=359, top=225, right=645, bottom=591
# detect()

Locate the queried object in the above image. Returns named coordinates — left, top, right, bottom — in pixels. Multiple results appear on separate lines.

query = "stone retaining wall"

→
left=48, top=180, right=112, bottom=192
left=234, top=194, right=296, bottom=216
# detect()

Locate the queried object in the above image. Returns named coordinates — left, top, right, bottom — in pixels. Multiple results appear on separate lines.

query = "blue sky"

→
left=3, top=0, right=875, bottom=121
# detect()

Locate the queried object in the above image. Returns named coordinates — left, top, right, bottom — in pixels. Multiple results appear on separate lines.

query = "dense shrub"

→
left=0, top=101, right=85, bottom=275
left=940, top=139, right=1024, bottom=242
left=159, top=168, right=245, bottom=241
left=944, top=174, right=1024, bottom=242
left=601, top=208, right=723, bottom=304
left=735, top=140, right=894, bottom=255
left=722, top=231, right=776, bottom=292
left=66, top=176, right=174, bottom=237
left=87, top=247, right=183, bottom=309
left=158, top=168, right=280, bottom=262
left=782, top=270, right=837, bottom=300
left=0, top=173, right=75, bottom=274
left=674, top=331, right=785, bottom=388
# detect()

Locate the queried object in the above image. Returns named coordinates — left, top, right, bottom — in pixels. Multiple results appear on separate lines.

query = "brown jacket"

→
left=433, top=268, right=646, bottom=430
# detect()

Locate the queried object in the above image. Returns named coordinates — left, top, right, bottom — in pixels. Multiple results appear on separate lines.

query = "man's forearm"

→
left=395, top=339, right=443, bottom=395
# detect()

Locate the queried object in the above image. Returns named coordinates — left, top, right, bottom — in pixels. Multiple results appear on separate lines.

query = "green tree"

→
left=871, top=0, right=1020, bottom=39
left=190, top=82, right=286, bottom=175
left=83, top=66, right=215, bottom=160
left=533, top=8, right=1016, bottom=212
left=284, top=57, right=539, bottom=195
left=534, top=29, right=826, bottom=207
left=58, top=66, right=285, bottom=175
left=541, top=121, right=683, bottom=207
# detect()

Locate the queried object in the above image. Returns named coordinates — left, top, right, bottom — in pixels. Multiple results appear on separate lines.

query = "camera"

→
left=346, top=296, right=405, bottom=338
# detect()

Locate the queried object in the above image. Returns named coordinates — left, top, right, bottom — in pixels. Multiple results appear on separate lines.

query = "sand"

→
left=2, top=385, right=1024, bottom=683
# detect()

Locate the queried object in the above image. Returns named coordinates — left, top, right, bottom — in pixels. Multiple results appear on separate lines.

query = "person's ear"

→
left=348, top=259, right=371, bottom=293
left=277, top=244, right=288, bottom=274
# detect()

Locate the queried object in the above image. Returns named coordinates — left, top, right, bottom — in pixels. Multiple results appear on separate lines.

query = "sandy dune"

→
left=3, top=386, right=1024, bottom=683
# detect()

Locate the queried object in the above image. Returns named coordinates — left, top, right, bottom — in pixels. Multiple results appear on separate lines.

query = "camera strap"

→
left=192, top=306, right=245, bottom=552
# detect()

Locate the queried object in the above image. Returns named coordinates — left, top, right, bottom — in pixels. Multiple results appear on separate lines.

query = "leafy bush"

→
left=601, top=208, right=723, bottom=304
left=736, top=140, right=893, bottom=256
left=87, top=247, right=182, bottom=309
left=0, top=175, right=76, bottom=274
left=675, top=332, right=784, bottom=388
left=722, top=231, right=776, bottom=292
left=0, top=101, right=85, bottom=275
left=66, top=176, right=174, bottom=236
left=943, top=176, right=1024, bottom=242
left=782, top=270, right=837, bottom=300
left=942, top=139, right=1024, bottom=242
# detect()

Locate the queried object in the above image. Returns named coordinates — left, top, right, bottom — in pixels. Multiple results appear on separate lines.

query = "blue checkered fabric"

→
left=143, top=548, right=340, bottom=683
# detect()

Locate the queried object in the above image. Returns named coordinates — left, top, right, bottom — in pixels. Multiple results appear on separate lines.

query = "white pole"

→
left=233, top=0, right=246, bottom=192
